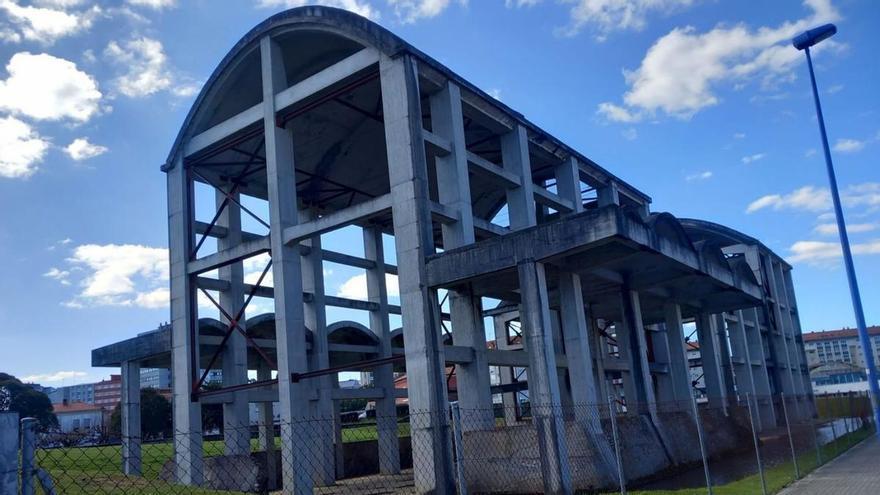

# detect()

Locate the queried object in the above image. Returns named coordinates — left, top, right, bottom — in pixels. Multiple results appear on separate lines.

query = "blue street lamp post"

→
left=793, top=24, right=880, bottom=433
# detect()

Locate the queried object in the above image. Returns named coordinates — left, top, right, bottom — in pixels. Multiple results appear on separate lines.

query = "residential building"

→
left=53, top=402, right=108, bottom=434
left=93, top=374, right=122, bottom=409
left=48, top=382, right=94, bottom=405
left=804, top=326, right=880, bottom=368
left=140, top=368, right=171, bottom=389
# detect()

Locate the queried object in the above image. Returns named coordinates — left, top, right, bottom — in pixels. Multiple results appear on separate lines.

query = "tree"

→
left=0, top=373, right=58, bottom=428
left=109, top=388, right=172, bottom=440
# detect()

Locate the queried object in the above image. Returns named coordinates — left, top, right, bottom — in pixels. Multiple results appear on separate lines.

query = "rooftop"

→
left=803, top=326, right=880, bottom=342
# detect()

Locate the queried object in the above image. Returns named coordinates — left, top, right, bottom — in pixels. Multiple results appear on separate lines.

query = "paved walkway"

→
left=778, top=435, right=880, bottom=494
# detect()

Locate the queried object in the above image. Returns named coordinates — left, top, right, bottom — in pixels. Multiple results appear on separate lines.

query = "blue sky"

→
left=0, top=0, right=878, bottom=387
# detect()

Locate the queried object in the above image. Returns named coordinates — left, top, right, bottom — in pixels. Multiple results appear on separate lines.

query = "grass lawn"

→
left=615, top=425, right=874, bottom=495
left=35, top=421, right=410, bottom=494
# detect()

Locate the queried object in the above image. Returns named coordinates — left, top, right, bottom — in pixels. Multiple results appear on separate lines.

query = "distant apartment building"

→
left=140, top=368, right=171, bottom=389
left=48, top=382, right=94, bottom=405
left=804, top=326, right=880, bottom=394
left=94, top=374, right=122, bottom=409
left=804, top=326, right=880, bottom=368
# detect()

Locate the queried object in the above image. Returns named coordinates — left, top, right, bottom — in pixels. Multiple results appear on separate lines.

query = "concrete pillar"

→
left=261, top=36, right=312, bottom=495
left=167, top=153, right=203, bottom=486
left=501, top=124, right=536, bottom=230
left=216, top=186, right=250, bottom=456
left=590, top=315, right=611, bottom=404
left=380, top=53, right=454, bottom=494
left=363, top=225, right=401, bottom=473
left=518, top=259, right=572, bottom=495
left=744, top=308, right=775, bottom=427
left=663, top=303, right=693, bottom=411
left=775, top=263, right=807, bottom=418
left=121, top=360, right=142, bottom=476
left=1, top=412, right=20, bottom=495
left=616, top=288, right=656, bottom=416
left=494, top=314, right=520, bottom=426
left=695, top=313, right=728, bottom=414
left=300, top=209, right=335, bottom=486
left=597, top=181, right=620, bottom=207
left=650, top=324, right=676, bottom=403
left=555, top=157, right=584, bottom=214
left=783, top=268, right=816, bottom=416
left=450, top=286, right=494, bottom=429
left=765, top=257, right=800, bottom=419
left=715, top=314, right=738, bottom=401
left=256, top=362, right=277, bottom=492
left=728, top=312, right=758, bottom=414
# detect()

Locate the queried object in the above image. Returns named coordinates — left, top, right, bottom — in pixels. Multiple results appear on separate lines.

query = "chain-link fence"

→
left=6, top=393, right=874, bottom=494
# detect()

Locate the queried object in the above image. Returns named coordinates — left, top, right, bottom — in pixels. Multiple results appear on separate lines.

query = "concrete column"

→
left=650, top=324, right=676, bottom=403
left=501, top=124, right=536, bottom=230
left=663, top=303, right=693, bottom=411
left=167, top=153, right=203, bottom=486
left=616, top=288, right=656, bottom=416
left=783, top=268, right=816, bottom=416
left=558, top=274, right=598, bottom=409
left=728, top=313, right=758, bottom=410
left=450, top=286, right=494, bottom=430
left=597, top=181, right=620, bottom=207
left=775, top=263, right=807, bottom=417
left=380, top=53, right=454, bottom=494
left=300, top=209, right=335, bottom=486
left=429, top=80, right=474, bottom=247
left=695, top=313, right=728, bottom=414
left=518, top=260, right=572, bottom=495
left=256, top=362, right=277, bottom=491
left=494, top=315, right=520, bottom=426
left=121, top=361, right=142, bottom=476
left=765, top=257, right=799, bottom=421
left=363, top=225, right=400, bottom=473
left=216, top=186, right=250, bottom=456
left=555, top=157, right=584, bottom=214
left=590, top=315, right=611, bottom=403
left=0, top=412, right=18, bottom=495
left=744, top=308, right=775, bottom=427
left=261, top=36, right=312, bottom=495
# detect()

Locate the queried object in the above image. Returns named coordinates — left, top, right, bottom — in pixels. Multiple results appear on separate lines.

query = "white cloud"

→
left=685, top=170, right=712, bottom=182
left=747, top=183, right=880, bottom=214
left=621, top=127, right=638, bottom=140
left=487, top=88, right=502, bottom=100
left=746, top=185, right=829, bottom=214
left=64, top=138, right=108, bottom=161
left=741, top=153, right=766, bottom=164
left=105, top=37, right=172, bottom=98
left=733, top=132, right=746, bottom=139
left=596, top=101, right=642, bottom=123
left=44, top=267, right=71, bottom=285
left=62, top=243, right=169, bottom=308
left=597, top=0, right=840, bottom=120
left=126, top=0, right=176, bottom=9
left=0, top=27, right=21, bottom=43
left=0, top=0, right=100, bottom=44
left=336, top=273, right=399, bottom=300
left=255, top=0, right=378, bottom=19
left=388, top=0, right=466, bottom=23
left=788, top=239, right=880, bottom=265
left=558, top=0, right=696, bottom=38
left=826, top=83, right=843, bottom=94
left=805, top=148, right=817, bottom=158
left=814, top=222, right=877, bottom=236
left=0, top=116, right=49, bottom=179
left=833, top=138, right=865, bottom=153
left=21, top=370, right=87, bottom=383
left=0, top=52, right=102, bottom=122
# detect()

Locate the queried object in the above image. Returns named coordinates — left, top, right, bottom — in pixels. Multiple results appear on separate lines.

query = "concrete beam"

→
left=282, top=193, right=393, bottom=245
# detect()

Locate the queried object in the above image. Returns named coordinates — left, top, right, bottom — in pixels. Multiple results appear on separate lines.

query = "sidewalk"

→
left=778, top=435, right=880, bottom=494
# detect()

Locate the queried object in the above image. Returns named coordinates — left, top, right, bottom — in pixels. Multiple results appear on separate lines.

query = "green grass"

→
left=35, top=421, right=411, bottom=494
left=615, top=424, right=874, bottom=495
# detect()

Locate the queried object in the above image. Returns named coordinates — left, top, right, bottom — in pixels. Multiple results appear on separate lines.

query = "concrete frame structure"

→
left=90, top=7, right=814, bottom=494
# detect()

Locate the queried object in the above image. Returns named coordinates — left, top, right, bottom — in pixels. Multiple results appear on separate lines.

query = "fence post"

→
left=830, top=416, right=839, bottom=458
left=0, top=412, right=19, bottom=495
left=21, top=417, right=37, bottom=495
left=450, top=402, right=468, bottom=495
left=607, top=395, right=626, bottom=495
left=746, top=394, right=767, bottom=495
left=780, top=393, right=799, bottom=479
left=689, top=391, right=712, bottom=494
left=811, top=416, right=822, bottom=469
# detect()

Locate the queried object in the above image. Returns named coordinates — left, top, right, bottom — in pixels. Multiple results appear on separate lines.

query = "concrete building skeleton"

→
left=91, top=7, right=815, bottom=494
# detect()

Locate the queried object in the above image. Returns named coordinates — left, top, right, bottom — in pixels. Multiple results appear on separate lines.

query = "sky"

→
left=0, top=0, right=878, bottom=387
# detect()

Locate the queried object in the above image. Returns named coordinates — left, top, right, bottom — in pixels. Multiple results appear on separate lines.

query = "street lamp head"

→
left=793, top=23, right=837, bottom=50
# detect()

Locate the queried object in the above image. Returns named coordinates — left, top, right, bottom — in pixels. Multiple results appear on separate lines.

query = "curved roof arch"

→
left=162, top=6, right=650, bottom=207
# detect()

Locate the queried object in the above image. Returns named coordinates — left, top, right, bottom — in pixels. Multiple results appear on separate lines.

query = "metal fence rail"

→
left=3, top=392, right=873, bottom=494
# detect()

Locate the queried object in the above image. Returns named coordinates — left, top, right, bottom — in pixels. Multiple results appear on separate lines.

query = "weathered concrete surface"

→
left=0, top=412, right=19, bottom=495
